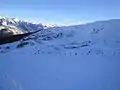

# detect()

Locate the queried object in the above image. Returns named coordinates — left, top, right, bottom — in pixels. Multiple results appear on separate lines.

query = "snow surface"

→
left=0, top=19, right=120, bottom=90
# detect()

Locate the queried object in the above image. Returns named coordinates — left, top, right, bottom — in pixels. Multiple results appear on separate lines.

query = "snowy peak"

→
left=0, top=16, right=44, bottom=32
left=0, top=16, right=20, bottom=26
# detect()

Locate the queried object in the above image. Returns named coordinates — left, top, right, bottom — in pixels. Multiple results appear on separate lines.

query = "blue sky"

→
left=0, top=0, right=120, bottom=25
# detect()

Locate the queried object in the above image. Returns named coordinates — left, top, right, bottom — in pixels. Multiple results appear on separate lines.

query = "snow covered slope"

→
left=1, top=19, right=119, bottom=55
left=0, top=19, right=120, bottom=90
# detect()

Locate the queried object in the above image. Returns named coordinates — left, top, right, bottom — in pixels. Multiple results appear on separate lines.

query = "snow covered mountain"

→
left=0, top=18, right=120, bottom=90
left=0, top=16, right=44, bottom=33
left=1, top=18, right=120, bottom=55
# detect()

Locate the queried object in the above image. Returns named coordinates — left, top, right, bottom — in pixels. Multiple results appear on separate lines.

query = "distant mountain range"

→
left=0, top=16, right=44, bottom=34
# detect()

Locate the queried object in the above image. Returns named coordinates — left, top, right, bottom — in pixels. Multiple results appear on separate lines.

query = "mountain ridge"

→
left=0, top=16, right=120, bottom=56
